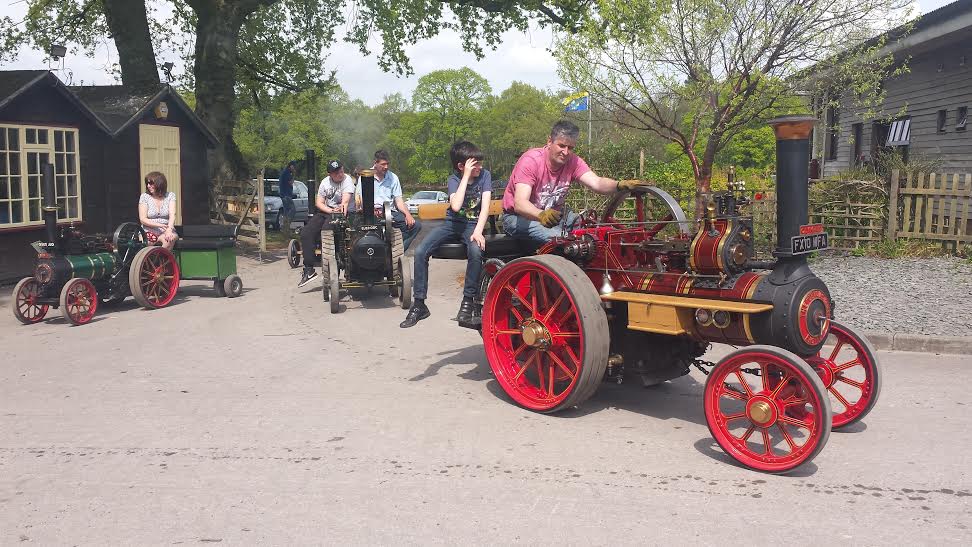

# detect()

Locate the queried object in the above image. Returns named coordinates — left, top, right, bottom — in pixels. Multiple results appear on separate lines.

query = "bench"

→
left=416, top=199, right=525, bottom=259
left=173, top=224, right=238, bottom=249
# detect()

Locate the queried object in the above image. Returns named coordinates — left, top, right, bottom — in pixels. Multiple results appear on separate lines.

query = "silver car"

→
left=263, top=179, right=309, bottom=230
left=405, top=190, right=448, bottom=214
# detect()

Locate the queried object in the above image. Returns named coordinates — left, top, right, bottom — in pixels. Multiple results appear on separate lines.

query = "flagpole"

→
left=585, top=95, right=591, bottom=210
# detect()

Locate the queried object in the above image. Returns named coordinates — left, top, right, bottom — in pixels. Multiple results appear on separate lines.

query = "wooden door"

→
left=139, top=124, right=182, bottom=224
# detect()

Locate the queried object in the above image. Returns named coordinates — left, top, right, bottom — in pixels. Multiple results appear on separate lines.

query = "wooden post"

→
left=887, top=169, right=899, bottom=241
left=639, top=148, right=645, bottom=179
left=258, top=171, right=266, bottom=255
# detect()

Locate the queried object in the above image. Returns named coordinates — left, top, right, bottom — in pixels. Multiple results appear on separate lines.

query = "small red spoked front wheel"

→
left=482, top=255, right=609, bottom=413
left=12, top=277, right=49, bottom=324
left=59, top=278, right=98, bottom=325
left=805, top=321, right=881, bottom=429
left=704, top=345, right=832, bottom=473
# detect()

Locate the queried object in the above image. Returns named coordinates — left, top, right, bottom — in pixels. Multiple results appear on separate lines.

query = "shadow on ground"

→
left=410, top=344, right=492, bottom=382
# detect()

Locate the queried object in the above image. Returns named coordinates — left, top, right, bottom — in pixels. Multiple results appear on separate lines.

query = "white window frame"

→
left=0, top=123, right=82, bottom=230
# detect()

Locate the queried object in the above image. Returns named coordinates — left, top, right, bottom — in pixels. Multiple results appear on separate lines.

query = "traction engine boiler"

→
left=479, top=116, right=881, bottom=473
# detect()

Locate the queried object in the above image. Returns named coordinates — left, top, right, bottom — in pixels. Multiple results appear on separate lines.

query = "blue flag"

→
left=563, top=92, right=589, bottom=112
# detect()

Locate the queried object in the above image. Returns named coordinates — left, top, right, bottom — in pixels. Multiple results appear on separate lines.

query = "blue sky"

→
left=0, top=0, right=957, bottom=105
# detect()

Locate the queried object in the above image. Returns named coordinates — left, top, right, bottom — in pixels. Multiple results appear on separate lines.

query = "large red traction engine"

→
left=478, top=116, right=881, bottom=473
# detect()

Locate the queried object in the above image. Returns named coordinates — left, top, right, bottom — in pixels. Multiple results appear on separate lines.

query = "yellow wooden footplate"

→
left=418, top=199, right=504, bottom=220
left=600, top=291, right=774, bottom=336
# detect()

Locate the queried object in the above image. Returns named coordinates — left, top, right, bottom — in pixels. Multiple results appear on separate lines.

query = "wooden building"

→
left=0, top=70, right=217, bottom=281
left=816, top=0, right=972, bottom=177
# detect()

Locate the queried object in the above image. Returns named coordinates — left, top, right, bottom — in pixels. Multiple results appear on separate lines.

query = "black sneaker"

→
left=400, top=302, right=431, bottom=328
left=456, top=297, right=476, bottom=324
left=297, top=268, right=318, bottom=287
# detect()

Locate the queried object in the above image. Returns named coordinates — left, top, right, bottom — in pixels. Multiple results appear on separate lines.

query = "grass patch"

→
left=852, top=239, right=953, bottom=259
left=265, top=230, right=291, bottom=250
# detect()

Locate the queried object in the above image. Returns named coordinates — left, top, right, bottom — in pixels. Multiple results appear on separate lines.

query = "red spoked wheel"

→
left=59, top=278, right=98, bottom=325
left=704, top=345, right=832, bottom=473
left=805, top=321, right=881, bottom=429
left=129, top=246, right=180, bottom=309
left=12, top=277, right=49, bottom=324
left=482, top=255, right=609, bottom=413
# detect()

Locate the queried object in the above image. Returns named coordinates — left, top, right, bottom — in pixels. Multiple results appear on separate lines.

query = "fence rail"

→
left=890, top=170, right=972, bottom=248
left=209, top=175, right=266, bottom=253
left=810, top=196, right=885, bottom=250
left=506, top=169, right=972, bottom=255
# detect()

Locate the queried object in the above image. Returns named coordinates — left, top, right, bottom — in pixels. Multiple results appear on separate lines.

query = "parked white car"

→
left=405, top=190, right=448, bottom=214
left=263, top=179, right=309, bottom=230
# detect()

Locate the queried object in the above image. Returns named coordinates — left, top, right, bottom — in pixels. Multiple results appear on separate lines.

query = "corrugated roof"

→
left=70, top=84, right=219, bottom=145
left=69, top=84, right=165, bottom=133
left=0, top=70, right=112, bottom=134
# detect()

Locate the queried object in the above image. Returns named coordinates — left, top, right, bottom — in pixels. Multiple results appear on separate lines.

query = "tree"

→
left=236, top=87, right=350, bottom=170
left=556, top=0, right=913, bottom=216
left=1, top=0, right=161, bottom=93
left=412, top=67, right=491, bottom=142
left=479, top=82, right=561, bottom=152
left=4, top=0, right=594, bottom=180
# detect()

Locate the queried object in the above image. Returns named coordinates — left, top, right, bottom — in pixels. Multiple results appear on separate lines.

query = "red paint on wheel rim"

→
left=704, top=351, right=829, bottom=473
left=138, top=248, right=180, bottom=308
left=14, top=278, right=48, bottom=323
left=482, top=260, right=584, bottom=411
left=806, top=322, right=880, bottom=428
left=65, top=279, right=98, bottom=325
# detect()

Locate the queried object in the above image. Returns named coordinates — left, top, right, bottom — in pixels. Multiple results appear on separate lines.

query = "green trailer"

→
left=173, top=225, right=243, bottom=297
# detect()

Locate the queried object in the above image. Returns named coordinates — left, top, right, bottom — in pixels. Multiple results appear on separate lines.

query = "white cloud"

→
left=326, top=24, right=565, bottom=105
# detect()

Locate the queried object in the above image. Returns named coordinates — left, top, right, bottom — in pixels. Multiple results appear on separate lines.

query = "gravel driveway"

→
left=811, top=256, right=972, bottom=337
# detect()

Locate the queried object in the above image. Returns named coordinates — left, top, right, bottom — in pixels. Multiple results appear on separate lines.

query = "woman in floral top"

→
left=137, top=171, right=179, bottom=250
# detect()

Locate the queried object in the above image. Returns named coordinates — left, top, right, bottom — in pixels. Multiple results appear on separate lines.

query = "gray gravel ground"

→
left=811, top=255, right=972, bottom=337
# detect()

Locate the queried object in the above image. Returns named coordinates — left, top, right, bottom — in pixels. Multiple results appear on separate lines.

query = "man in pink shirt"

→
left=502, top=120, right=641, bottom=243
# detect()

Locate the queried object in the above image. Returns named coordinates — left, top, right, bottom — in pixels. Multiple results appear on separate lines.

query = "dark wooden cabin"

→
left=815, top=0, right=972, bottom=176
left=0, top=70, right=217, bottom=281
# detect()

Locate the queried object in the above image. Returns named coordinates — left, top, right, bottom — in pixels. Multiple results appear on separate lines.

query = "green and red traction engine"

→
left=11, top=164, right=181, bottom=325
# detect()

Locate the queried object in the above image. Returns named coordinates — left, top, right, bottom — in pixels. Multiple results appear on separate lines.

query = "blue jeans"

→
left=280, top=196, right=296, bottom=221
left=412, top=220, right=483, bottom=300
left=390, top=210, right=422, bottom=251
left=502, top=211, right=579, bottom=244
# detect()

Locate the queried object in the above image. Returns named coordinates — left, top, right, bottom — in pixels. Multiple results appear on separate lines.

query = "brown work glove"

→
left=537, top=209, right=562, bottom=228
left=617, top=179, right=650, bottom=192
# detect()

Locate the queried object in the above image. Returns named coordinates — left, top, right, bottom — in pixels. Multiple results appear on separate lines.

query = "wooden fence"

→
left=746, top=190, right=884, bottom=252
left=546, top=170, right=972, bottom=254
left=209, top=174, right=266, bottom=253
left=889, top=170, right=972, bottom=250
left=809, top=195, right=885, bottom=250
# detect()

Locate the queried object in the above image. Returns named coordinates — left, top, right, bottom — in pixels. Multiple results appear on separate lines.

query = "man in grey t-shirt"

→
left=298, top=160, right=355, bottom=287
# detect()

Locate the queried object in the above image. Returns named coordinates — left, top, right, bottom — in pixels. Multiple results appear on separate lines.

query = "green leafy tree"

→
left=236, top=87, right=349, bottom=170
left=1, top=0, right=163, bottom=92
left=557, top=0, right=913, bottom=217
left=3, top=0, right=593, bottom=180
left=386, top=68, right=491, bottom=184
left=715, top=125, right=776, bottom=171
left=478, top=82, right=562, bottom=156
